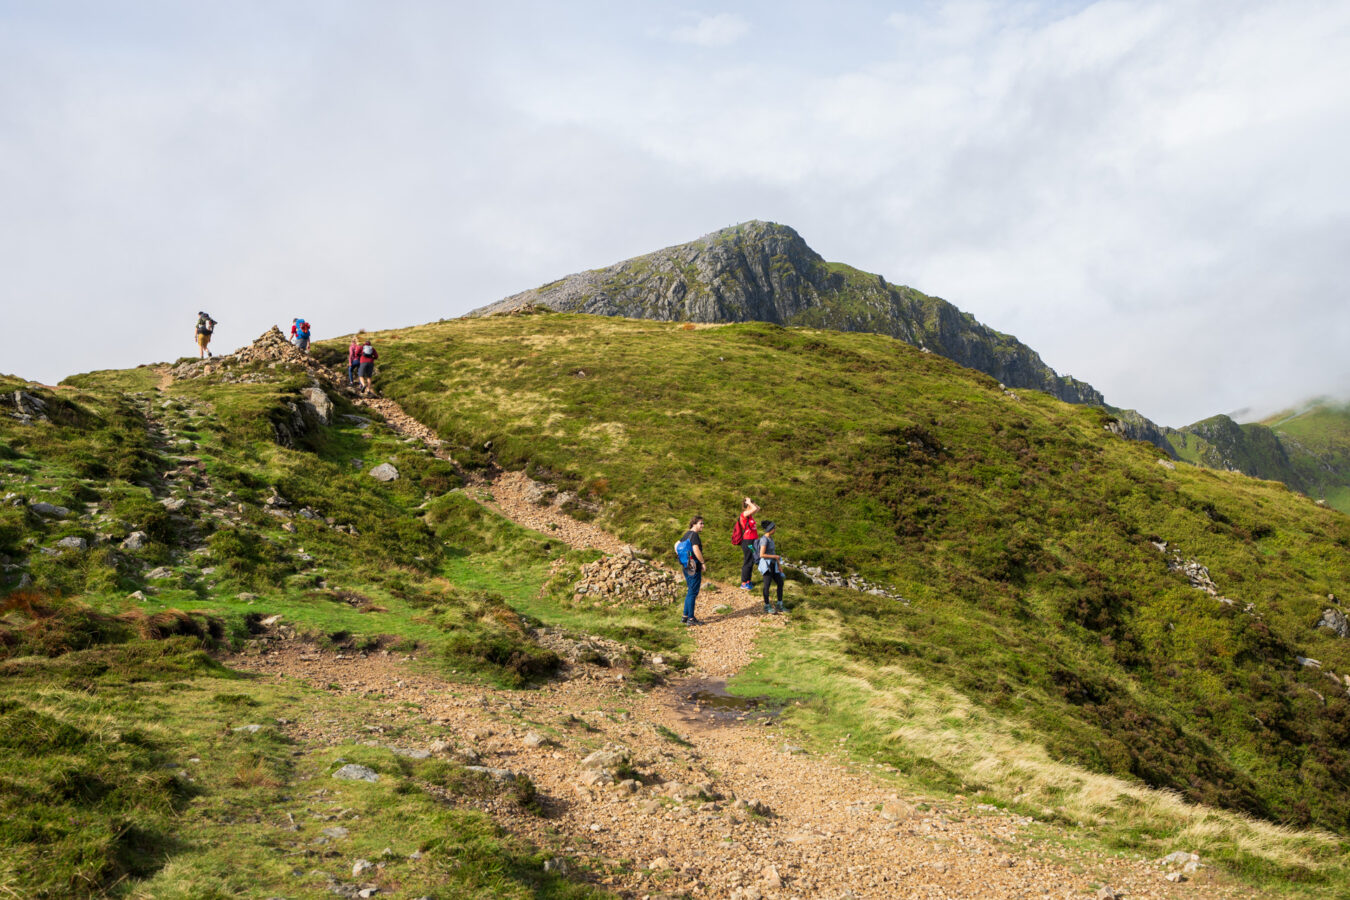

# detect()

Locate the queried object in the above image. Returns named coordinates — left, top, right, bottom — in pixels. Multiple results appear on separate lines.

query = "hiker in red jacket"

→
left=734, top=497, right=760, bottom=590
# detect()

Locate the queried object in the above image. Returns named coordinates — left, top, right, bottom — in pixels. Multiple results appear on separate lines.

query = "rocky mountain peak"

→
left=470, top=221, right=1111, bottom=411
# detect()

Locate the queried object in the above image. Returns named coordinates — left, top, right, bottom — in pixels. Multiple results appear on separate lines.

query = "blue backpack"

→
left=674, top=535, right=693, bottom=568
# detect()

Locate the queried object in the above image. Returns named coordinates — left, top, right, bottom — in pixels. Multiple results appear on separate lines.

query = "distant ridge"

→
left=472, top=221, right=1112, bottom=409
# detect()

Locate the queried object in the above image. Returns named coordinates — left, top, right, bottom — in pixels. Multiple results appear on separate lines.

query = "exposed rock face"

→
left=1165, top=414, right=1307, bottom=489
left=472, top=221, right=1106, bottom=407
left=1317, top=608, right=1350, bottom=639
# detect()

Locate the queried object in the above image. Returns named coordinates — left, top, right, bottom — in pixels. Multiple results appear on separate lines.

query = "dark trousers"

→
left=763, top=570, right=784, bottom=606
left=741, top=540, right=758, bottom=584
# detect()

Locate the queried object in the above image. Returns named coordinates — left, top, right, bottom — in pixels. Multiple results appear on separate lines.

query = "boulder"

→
left=332, top=764, right=380, bottom=782
left=1317, top=608, right=1350, bottom=639
left=121, top=531, right=149, bottom=550
left=146, top=567, right=174, bottom=580
left=302, top=386, right=334, bottom=425
left=29, top=501, right=70, bottom=518
left=56, top=536, right=88, bottom=551
left=368, top=463, right=399, bottom=483
left=579, top=746, right=630, bottom=772
left=161, top=497, right=187, bottom=512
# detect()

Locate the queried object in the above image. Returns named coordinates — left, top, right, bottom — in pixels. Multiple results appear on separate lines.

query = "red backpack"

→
left=732, top=517, right=745, bottom=546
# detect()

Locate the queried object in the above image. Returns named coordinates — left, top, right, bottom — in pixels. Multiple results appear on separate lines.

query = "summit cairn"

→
left=169, top=327, right=338, bottom=385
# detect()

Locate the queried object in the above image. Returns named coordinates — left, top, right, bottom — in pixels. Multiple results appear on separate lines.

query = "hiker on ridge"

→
left=756, top=520, right=785, bottom=614
left=679, top=515, right=706, bottom=626
left=296, top=319, right=312, bottom=354
left=194, top=312, right=217, bottom=359
left=347, top=336, right=362, bottom=385
left=356, top=337, right=378, bottom=395
left=734, top=497, right=760, bottom=590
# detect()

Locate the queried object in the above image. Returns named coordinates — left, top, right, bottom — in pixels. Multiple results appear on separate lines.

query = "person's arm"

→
left=693, top=540, right=705, bottom=566
left=745, top=499, right=760, bottom=516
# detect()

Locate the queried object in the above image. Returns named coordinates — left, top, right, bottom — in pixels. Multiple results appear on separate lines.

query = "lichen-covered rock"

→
left=1317, top=608, right=1350, bottom=639
left=332, top=764, right=380, bottom=782
left=369, top=463, right=399, bottom=483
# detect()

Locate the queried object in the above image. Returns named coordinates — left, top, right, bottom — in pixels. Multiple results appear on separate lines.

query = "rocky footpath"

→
left=229, top=613, right=1258, bottom=900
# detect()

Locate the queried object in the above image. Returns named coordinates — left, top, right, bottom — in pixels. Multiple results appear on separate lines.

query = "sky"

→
left=3, top=0, right=1349, bottom=427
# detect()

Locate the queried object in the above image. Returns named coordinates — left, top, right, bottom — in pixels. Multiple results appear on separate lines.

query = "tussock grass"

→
left=735, top=606, right=1349, bottom=891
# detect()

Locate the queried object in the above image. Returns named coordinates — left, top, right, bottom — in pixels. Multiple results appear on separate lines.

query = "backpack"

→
left=361, top=343, right=374, bottom=358
left=674, top=535, right=693, bottom=568
left=731, top=517, right=744, bottom=546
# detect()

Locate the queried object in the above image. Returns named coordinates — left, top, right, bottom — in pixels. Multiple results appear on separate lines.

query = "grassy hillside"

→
left=1260, top=400, right=1350, bottom=514
left=0, top=359, right=678, bottom=897
left=5, top=318, right=1350, bottom=895
left=364, top=313, right=1350, bottom=846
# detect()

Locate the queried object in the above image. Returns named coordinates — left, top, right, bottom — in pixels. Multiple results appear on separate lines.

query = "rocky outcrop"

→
left=1318, top=608, right=1350, bottom=639
left=472, top=221, right=1106, bottom=408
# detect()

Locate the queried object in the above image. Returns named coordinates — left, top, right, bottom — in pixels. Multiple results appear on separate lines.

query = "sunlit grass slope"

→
left=367, top=312, right=1350, bottom=840
left=0, top=356, right=682, bottom=897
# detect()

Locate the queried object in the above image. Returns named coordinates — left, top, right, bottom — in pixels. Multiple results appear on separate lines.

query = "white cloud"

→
left=669, top=13, right=750, bottom=47
left=3, top=0, right=1349, bottom=427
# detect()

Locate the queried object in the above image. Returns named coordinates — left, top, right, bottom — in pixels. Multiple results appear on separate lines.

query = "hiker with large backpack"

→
left=357, top=338, right=378, bottom=395
left=733, top=497, right=760, bottom=590
left=194, top=312, right=216, bottom=359
left=676, top=515, right=706, bottom=626
left=297, top=319, right=312, bottom=353
left=756, top=520, right=785, bottom=614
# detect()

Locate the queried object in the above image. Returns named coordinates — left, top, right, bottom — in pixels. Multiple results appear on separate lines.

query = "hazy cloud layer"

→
left=3, top=0, right=1348, bottom=426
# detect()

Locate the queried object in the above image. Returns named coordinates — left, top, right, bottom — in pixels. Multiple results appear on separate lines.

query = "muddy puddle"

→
left=672, top=678, right=784, bottom=725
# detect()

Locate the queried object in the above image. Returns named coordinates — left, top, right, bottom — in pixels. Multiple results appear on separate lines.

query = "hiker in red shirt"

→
left=734, top=497, right=760, bottom=590
left=347, top=337, right=361, bottom=385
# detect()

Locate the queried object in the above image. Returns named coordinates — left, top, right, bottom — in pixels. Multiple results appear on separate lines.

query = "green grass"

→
left=0, top=612, right=603, bottom=899
left=359, top=314, right=1350, bottom=842
left=6, top=313, right=1350, bottom=896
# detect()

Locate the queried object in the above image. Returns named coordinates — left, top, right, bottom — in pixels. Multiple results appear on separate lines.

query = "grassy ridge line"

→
left=355, top=314, right=1350, bottom=842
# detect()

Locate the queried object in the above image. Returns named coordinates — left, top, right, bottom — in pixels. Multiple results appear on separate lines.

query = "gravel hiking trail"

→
left=223, top=390, right=1264, bottom=899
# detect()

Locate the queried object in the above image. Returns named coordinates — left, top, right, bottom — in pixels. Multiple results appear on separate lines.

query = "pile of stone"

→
left=788, top=559, right=909, bottom=604
left=572, top=553, right=682, bottom=607
left=169, top=326, right=337, bottom=385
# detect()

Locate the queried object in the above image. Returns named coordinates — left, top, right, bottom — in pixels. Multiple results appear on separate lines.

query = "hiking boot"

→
left=774, top=604, right=784, bottom=614
left=763, top=604, right=772, bottom=614
left=741, top=582, right=753, bottom=590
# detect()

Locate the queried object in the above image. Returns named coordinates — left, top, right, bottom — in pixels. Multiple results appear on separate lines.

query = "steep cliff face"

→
left=474, top=221, right=1107, bottom=407
left=1166, top=415, right=1308, bottom=490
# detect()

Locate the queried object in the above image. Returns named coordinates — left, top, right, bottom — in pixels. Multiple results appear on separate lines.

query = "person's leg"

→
left=773, top=572, right=785, bottom=611
left=683, top=572, right=700, bottom=621
left=762, top=574, right=772, bottom=612
left=741, top=542, right=754, bottom=587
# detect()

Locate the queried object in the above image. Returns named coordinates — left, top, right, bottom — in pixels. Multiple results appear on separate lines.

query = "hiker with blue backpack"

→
left=756, top=520, right=785, bottom=614
left=676, top=515, right=706, bottom=626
